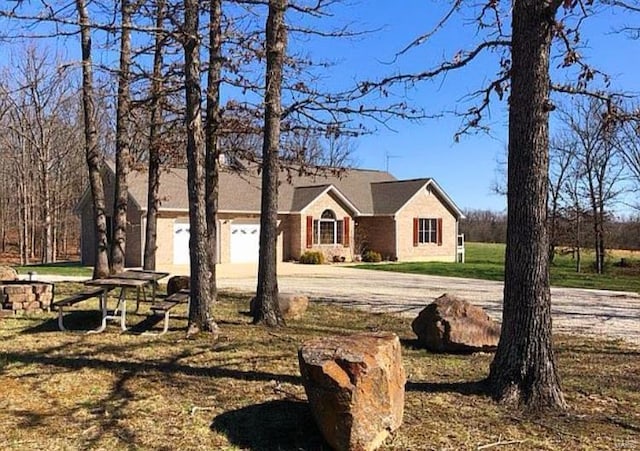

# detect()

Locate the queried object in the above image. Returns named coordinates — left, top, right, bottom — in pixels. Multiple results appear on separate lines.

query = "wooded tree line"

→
left=0, top=49, right=88, bottom=264
left=464, top=95, right=640, bottom=273
left=462, top=210, right=640, bottom=252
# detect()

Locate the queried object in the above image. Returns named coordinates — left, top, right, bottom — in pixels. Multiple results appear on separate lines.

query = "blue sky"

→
left=285, top=1, right=640, bottom=213
left=1, top=1, right=638, bottom=213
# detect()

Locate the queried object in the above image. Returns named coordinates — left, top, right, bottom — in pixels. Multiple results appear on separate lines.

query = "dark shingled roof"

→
left=290, top=185, right=332, bottom=212
left=371, top=179, right=432, bottom=215
left=113, top=163, right=464, bottom=218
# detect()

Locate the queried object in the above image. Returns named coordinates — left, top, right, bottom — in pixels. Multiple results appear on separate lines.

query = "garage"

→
left=230, top=223, right=260, bottom=263
left=173, top=223, right=190, bottom=265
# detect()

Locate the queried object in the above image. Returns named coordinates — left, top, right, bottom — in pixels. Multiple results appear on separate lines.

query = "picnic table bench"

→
left=54, top=270, right=170, bottom=333
left=53, top=286, right=114, bottom=332
left=146, top=289, right=190, bottom=336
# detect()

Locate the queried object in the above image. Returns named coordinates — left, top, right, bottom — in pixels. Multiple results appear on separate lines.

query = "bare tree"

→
left=205, top=0, right=223, bottom=300
left=564, top=157, right=587, bottom=272
left=557, top=98, right=627, bottom=274
left=75, top=0, right=110, bottom=278
left=0, top=48, right=84, bottom=263
left=111, top=0, right=135, bottom=273
left=487, top=0, right=568, bottom=411
left=548, top=133, right=576, bottom=262
left=182, top=0, right=218, bottom=335
left=617, top=108, right=640, bottom=209
left=253, top=0, right=288, bottom=327
left=143, top=0, right=167, bottom=271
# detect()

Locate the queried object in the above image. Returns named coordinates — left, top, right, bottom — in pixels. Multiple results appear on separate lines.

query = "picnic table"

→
left=54, top=269, right=169, bottom=333
left=104, top=269, right=170, bottom=310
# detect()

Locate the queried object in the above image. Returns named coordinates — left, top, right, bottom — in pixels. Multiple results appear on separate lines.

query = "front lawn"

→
left=14, top=261, right=93, bottom=278
left=0, top=285, right=638, bottom=450
left=357, top=242, right=640, bottom=292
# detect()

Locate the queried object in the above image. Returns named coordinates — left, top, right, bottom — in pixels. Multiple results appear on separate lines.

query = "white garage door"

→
left=173, top=223, right=190, bottom=265
left=230, top=224, right=260, bottom=263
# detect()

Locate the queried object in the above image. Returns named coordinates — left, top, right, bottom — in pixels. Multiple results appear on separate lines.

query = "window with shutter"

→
left=309, top=210, right=345, bottom=245
left=343, top=217, right=350, bottom=247
left=306, top=216, right=313, bottom=248
left=416, top=218, right=439, bottom=244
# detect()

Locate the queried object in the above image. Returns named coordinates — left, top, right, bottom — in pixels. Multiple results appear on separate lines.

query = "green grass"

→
left=357, top=242, right=640, bottom=293
left=14, top=261, right=93, bottom=277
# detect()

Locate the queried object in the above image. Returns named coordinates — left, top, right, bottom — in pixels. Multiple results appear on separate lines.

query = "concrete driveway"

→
left=203, top=262, right=640, bottom=346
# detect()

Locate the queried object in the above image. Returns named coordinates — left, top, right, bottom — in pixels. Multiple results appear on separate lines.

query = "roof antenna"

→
left=385, top=150, right=400, bottom=173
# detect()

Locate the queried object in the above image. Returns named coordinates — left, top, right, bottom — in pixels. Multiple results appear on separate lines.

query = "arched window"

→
left=313, top=209, right=344, bottom=245
left=321, top=210, right=336, bottom=220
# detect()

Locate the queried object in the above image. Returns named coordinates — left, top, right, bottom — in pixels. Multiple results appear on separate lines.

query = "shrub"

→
left=362, top=250, right=382, bottom=263
left=299, top=251, right=325, bottom=265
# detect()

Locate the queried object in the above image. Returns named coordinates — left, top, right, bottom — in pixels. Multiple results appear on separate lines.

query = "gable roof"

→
left=371, top=179, right=431, bottom=215
left=96, top=163, right=463, bottom=219
left=371, top=178, right=465, bottom=219
left=291, top=184, right=361, bottom=215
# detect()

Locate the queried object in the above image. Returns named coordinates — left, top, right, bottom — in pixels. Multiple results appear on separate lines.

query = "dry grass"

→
left=1, top=284, right=639, bottom=450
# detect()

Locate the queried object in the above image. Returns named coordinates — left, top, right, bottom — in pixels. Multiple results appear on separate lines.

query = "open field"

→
left=1, top=284, right=639, bottom=450
left=357, top=242, right=640, bottom=293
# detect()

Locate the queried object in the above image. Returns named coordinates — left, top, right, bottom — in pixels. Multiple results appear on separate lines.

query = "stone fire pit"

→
left=0, top=281, right=54, bottom=317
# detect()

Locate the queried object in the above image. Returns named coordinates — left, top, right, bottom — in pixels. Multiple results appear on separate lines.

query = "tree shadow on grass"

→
left=406, top=379, right=489, bottom=396
left=400, top=338, right=422, bottom=350
left=20, top=311, right=103, bottom=334
left=211, top=400, right=329, bottom=450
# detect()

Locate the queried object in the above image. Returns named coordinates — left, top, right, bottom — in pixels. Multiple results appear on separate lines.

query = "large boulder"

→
left=298, top=332, right=405, bottom=451
left=167, top=275, right=190, bottom=296
left=0, top=266, right=18, bottom=281
left=411, top=294, right=501, bottom=353
left=249, top=293, right=309, bottom=320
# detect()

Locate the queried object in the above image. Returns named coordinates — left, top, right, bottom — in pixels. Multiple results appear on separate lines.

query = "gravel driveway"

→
left=216, top=264, right=640, bottom=346
left=27, top=263, right=640, bottom=345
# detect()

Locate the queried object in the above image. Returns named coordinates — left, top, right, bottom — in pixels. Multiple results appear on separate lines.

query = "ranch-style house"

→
left=77, top=163, right=465, bottom=267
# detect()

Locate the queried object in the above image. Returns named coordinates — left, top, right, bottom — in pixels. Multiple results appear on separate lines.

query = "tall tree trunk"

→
left=111, top=0, right=134, bottom=274
left=76, top=0, right=110, bottom=279
left=30, top=197, right=36, bottom=260
left=596, top=202, right=606, bottom=273
left=183, top=0, right=218, bottom=335
left=593, top=206, right=602, bottom=274
left=488, top=0, right=567, bottom=411
left=42, top=160, right=53, bottom=263
left=19, top=141, right=29, bottom=265
left=205, top=0, right=222, bottom=300
left=253, top=0, right=287, bottom=327
left=0, top=203, right=5, bottom=253
left=143, top=0, right=166, bottom=271
left=19, top=176, right=28, bottom=265
left=575, top=211, right=581, bottom=273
